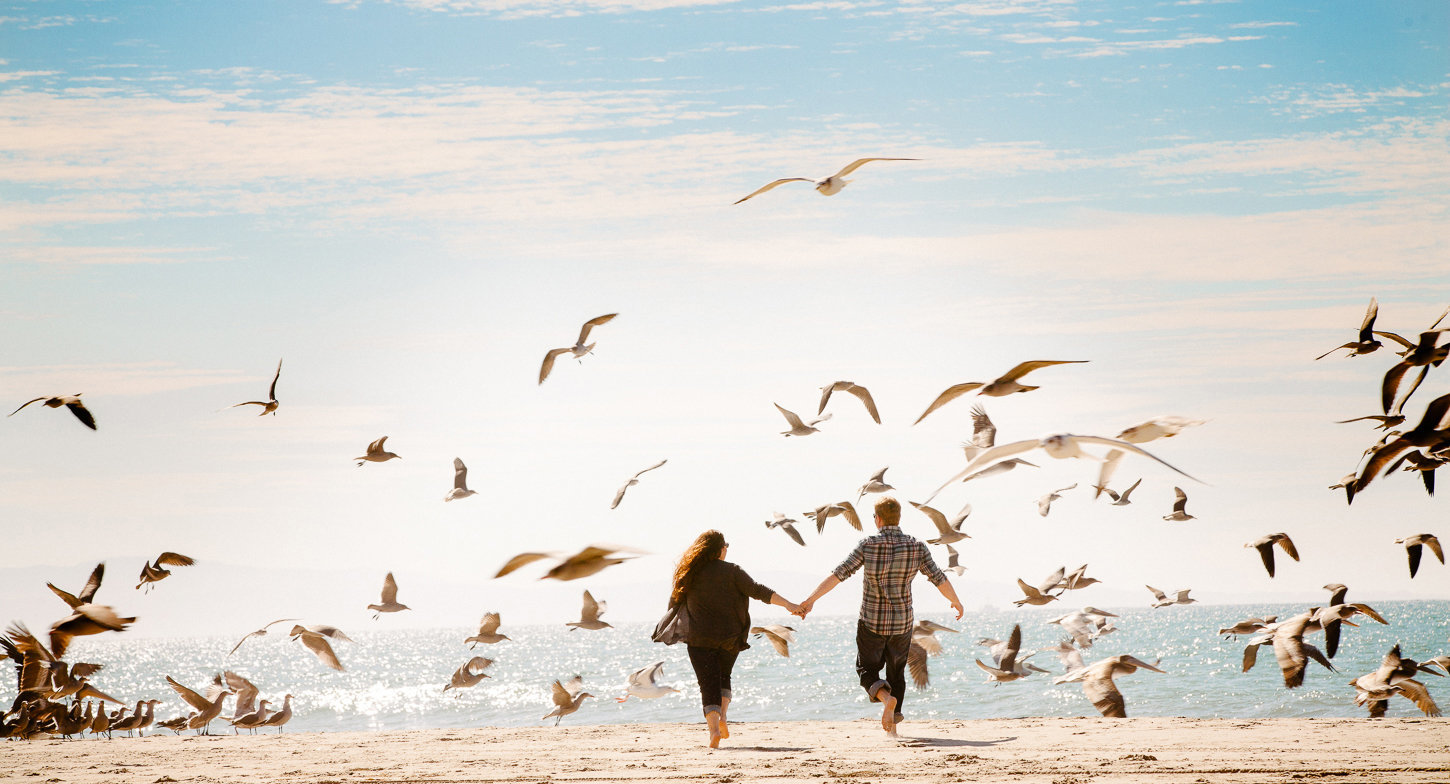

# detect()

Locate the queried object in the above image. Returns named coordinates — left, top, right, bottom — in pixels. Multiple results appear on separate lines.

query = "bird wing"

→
left=8, top=397, right=48, bottom=416
left=156, top=552, right=195, bottom=567
left=910, top=502, right=952, bottom=536
left=817, top=383, right=839, bottom=416
left=65, top=400, right=97, bottom=430
left=495, top=552, right=552, bottom=579
left=914, top=382, right=984, bottom=425
left=843, top=383, right=881, bottom=424
left=1425, top=535, right=1445, bottom=564
left=832, top=157, right=919, bottom=178
left=996, top=359, right=1088, bottom=383
left=478, top=612, right=502, bottom=635
left=47, top=582, right=83, bottom=610
left=299, top=633, right=344, bottom=671
left=1066, top=435, right=1203, bottom=482
left=837, top=501, right=863, bottom=531
left=907, top=642, right=930, bottom=689
left=1358, top=297, right=1380, bottom=341
left=780, top=522, right=805, bottom=546
left=1145, top=584, right=1168, bottom=602
left=224, top=671, right=260, bottom=713
left=539, top=347, right=570, bottom=384
left=78, top=562, right=106, bottom=603
left=999, top=624, right=1022, bottom=672
left=635, top=459, right=668, bottom=478
left=734, top=178, right=812, bottom=204
left=1396, top=679, right=1442, bottom=717
left=1171, top=487, right=1189, bottom=514
left=611, top=483, right=629, bottom=509
left=1275, top=534, right=1300, bottom=562
left=268, top=359, right=282, bottom=400
left=575, top=313, right=618, bottom=346
left=580, top=590, right=602, bottom=622
left=761, top=630, right=790, bottom=657
left=1081, top=670, right=1127, bottom=717
left=550, top=680, right=574, bottom=707
left=367, top=436, right=388, bottom=454
left=774, top=402, right=807, bottom=429
left=466, top=657, right=494, bottom=677
left=1254, top=540, right=1277, bottom=577
left=452, top=458, right=469, bottom=491
left=924, top=438, right=1039, bottom=504
left=166, top=676, right=213, bottom=712
left=969, top=404, right=996, bottom=448
left=380, top=572, right=399, bottom=604
left=1038, top=566, right=1066, bottom=594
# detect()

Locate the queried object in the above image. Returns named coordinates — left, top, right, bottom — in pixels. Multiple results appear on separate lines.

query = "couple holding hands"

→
left=660, top=496, right=965, bottom=747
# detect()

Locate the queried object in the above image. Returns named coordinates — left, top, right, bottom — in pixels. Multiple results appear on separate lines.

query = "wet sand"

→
left=6, top=717, right=1450, bottom=783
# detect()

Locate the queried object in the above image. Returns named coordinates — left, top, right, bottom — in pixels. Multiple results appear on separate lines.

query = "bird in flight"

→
left=356, top=436, right=400, bottom=466
left=1246, top=533, right=1299, bottom=578
left=444, top=457, right=477, bottom=502
left=817, top=381, right=881, bottom=424
left=611, top=459, right=667, bottom=510
left=734, top=158, right=918, bottom=204
left=9, top=394, right=97, bottom=430
left=367, top=572, right=411, bottom=619
left=539, top=313, right=617, bottom=384
left=229, top=359, right=282, bottom=416
left=914, top=360, right=1088, bottom=425
left=775, top=403, right=830, bottom=436
left=136, top=552, right=195, bottom=592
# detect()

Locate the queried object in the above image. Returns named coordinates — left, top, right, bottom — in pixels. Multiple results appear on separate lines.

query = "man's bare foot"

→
left=879, top=692, right=898, bottom=737
left=707, top=713, right=722, bottom=748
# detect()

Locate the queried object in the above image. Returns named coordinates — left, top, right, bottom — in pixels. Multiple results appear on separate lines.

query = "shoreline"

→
left=8, top=717, right=1449, bottom=783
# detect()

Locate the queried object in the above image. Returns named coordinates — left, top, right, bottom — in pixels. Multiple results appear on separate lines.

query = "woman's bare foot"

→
left=707, top=713, right=722, bottom=748
left=879, top=693, right=898, bottom=737
left=719, top=697, right=731, bottom=738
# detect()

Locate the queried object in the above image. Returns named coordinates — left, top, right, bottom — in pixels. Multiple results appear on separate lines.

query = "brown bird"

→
left=1246, top=533, right=1299, bottom=578
left=355, top=436, right=401, bottom=466
left=914, top=360, right=1089, bottom=425
left=566, top=590, right=612, bottom=631
left=544, top=545, right=642, bottom=581
left=808, top=501, right=863, bottom=534
left=733, top=157, right=919, bottom=204
left=539, top=313, right=618, bottom=384
left=1396, top=534, right=1444, bottom=578
left=8, top=394, right=96, bottom=430
left=1378, top=330, right=1449, bottom=414
left=229, top=358, right=282, bottom=415
left=465, top=612, right=510, bottom=647
left=1054, top=654, right=1165, bottom=717
left=1349, top=644, right=1442, bottom=717
left=541, top=676, right=593, bottom=725
left=443, top=656, right=494, bottom=695
left=367, top=572, right=411, bottom=619
left=1351, top=393, right=1450, bottom=499
left=1242, top=611, right=1335, bottom=688
left=136, top=552, right=195, bottom=591
left=288, top=624, right=353, bottom=671
left=1315, top=297, right=1382, bottom=360
left=817, top=381, right=882, bottom=424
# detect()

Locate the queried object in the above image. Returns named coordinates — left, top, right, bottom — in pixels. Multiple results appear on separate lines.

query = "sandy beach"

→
left=6, top=718, right=1448, bottom=783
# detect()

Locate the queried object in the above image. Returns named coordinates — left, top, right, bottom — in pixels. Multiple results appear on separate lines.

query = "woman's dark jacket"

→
left=680, top=559, right=775, bottom=652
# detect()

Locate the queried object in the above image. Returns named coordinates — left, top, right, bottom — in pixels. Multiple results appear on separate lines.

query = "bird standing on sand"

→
left=914, top=360, right=1089, bottom=425
left=618, top=661, right=680, bottom=702
left=136, top=552, right=195, bottom=592
left=444, top=457, right=477, bottom=502
left=539, top=313, right=617, bottom=384
left=9, top=394, right=96, bottom=430
left=367, top=572, right=411, bottom=619
left=1247, top=533, right=1300, bottom=578
left=229, top=359, right=282, bottom=415
left=356, top=436, right=400, bottom=466
left=1396, top=534, right=1444, bottom=578
left=1054, top=654, right=1165, bottom=718
left=612, top=459, right=667, bottom=509
left=734, top=157, right=918, bottom=204
left=542, top=676, right=593, bottom=725
left=566, top=590, right=612, bottom=631
left=258, top=694, right=293, bottom=733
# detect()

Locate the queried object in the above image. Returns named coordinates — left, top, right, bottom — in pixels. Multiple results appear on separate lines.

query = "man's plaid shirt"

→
left=831, top=525, right=947, bottom=636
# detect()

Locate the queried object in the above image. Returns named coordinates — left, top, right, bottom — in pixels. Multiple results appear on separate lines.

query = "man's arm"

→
left=798, top=575, right=841, bottom=616
left=936, top=579, right=965, bottom=620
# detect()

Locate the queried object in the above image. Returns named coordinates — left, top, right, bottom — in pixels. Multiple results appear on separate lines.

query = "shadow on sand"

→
left=721, top=746, right=814, bottom=752
left=897, top=735, right=1016, bottom=748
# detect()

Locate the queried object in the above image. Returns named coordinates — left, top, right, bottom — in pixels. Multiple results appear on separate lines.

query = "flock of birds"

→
left=4, top=225, right=1448, bottom=738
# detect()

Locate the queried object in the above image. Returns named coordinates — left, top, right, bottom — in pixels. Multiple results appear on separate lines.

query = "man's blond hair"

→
left=874, top=496, right=901, bottom=526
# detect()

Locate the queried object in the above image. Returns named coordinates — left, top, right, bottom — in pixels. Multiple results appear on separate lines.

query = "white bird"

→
left=751, top=625, right=796, bottom=657
left=926, top=433, right=1200, bottom=504
left=765, top=512, right=806, bottom=546
left=909, top=501, right=970, bottom=545
left=1095, top=416, right=1206, bottom=496
left=443, top=656, right=495, bottom=695
left=734, top=157, right=918, bottom=204
left=566, top=590, right=612, bottom=631
left=539, top=313, right=617, bottom=384
left=1048, top=608, right=1119, bottom=649
left=444, top=457, right=477, bottom=502
left=1109, top=477, right=1142, bottom=506
left=228, top=359, right=282, bottom=416
left=1037, top=483, right=1077, bottom=517
left=808, top=501, right=862, bottom=534
left=618, top=661, right=680, bottom=703
left=542, top=677, right=593, bottom=725
left=1054, top=654, right=1165, bottom=717
left=9, top=394, right=97, bottom=430
left=367, top=572, right=411, bottom=619
left=611, top=459, right=667, bottom=510
left=857, top=466, right=894, bottom=500
left=775, top=403, right=829, bottom=436
left=228, top=618, right=302, bottom=656
left=1162, top=486, right=1195, bottom=521
left=1146, top=585, right=1195, bottom=608
left=943, top=544, right=966, bottom=576
left=356, top=436, right=400, bottom=466
left=975, top=624, right=1047, bottom=683
left=914, top=360, right=1089, bottom=425
left=817, top=381, right=881, bottom=424
left=1014, top=567, right=1066, bottom=607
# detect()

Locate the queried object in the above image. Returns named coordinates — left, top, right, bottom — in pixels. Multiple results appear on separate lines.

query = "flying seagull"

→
left=136, top=552, right=195, bottom=592
left=751, top=625, right=796, bottom=657
left=914, top=360, right=1089, bottom=425
left=229, top=359, right=282, bottom=416
left=367, top=572, right=411, bottom=619
left=539, top=313, right=618, bottom=384
left=1054, top=654, right=1165, bottom=718
left=765, top=512, right=806, bottom=546
left=734, top=157, right=918, bottom=204
left=1316, top=297, right=1382, bottom=360
left=1246, top=533, right=1299, bottom=578
left=444, top=457, right=477, bottom=502
left=542, top=676, right=593, bottom=725
left=1396, top=534, right=1444, bottom=578
left=817, top=381, right=881, bottom=424
left=611, top=459, right=667, bottom=510
left=9, top=394, right=96, bottom=430
left=228, top=618, right=302, bottom=656
left=356, top=436, right=400, bottom=466
left=443, top=657, right=494, bottom=695
left=1162, top=486, right=1195, bottom=521
left=566, top=590, right=612, bottom=631
left=618, top=661, right=680, bottom=703
left=775, top=403, right=830, bottom=436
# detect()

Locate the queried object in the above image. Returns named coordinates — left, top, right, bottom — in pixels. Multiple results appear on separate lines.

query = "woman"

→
left=668, top=530, right=802, bottom=748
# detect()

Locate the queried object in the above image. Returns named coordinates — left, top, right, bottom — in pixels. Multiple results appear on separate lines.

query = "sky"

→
left=1, top=0, right=1447, bottom=640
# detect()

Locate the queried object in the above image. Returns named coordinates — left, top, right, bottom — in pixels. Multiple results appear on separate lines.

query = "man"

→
left=800, top=496, right=963, bottom=736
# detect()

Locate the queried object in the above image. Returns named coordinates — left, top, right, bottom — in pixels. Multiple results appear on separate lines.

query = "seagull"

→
left=444, top=457, right=477, bottom=502
left=1379, top=330, right=1449, bottom=414
left=734, top=157, right=919, bottom=204
left=1109, top=478, right=1143, bottom=506
left=817, top=381, right=881, bottom=424
left=857, top=466, right=894, bottom=500
left=356, top=436, right=400, bottom=466
left=1350, top=644, right=1442, bottom=717
left=961, top=404, right=997, bottom=461
left=926, top=433, right=1199, bottom=505
left=1054, top=654, right=1165, bottom=718
left=1242, top=611, right=1335, bottom=688
left=911, top=620, right=959, bottom=656
left=808, top=501, right=862, bottom=534
left=943, top=544, right=966, bottom=576
left=914, top=360, right=1089, bottom=425
left=1037, top=483, right=1077, bottom=517
left=9, top=394, right=96, bottom=430
left=975, top=624, right=1046, bottom=683
left=495, top=544, right=642, bottom=581
left=1162, top=486, right=1195, bottom=521
left=465, top=613, right=511, bottom=647
left=1146, top=585, right=1195, bottom=608
left=542, top=676, right=593, bottom=725
left=750, top=625, right=796, bottom=657
left=1042, top=639, right=1087, bottom=673
left=1056, top=565, right=1101, bottom=592
left=539, top=313, right=618, bottom=384
left=1048, top=608, right=1119, bottom=649
left=48, top=599, right=135, bottom=659
left=1218, top=615, right=1278, bottom=639
left=1321, top=584, right=1388, bottom=658
left=136, top=552, right=195, bottom=592
left=775, top=403, right=829, bottom=436
left=764, top=512, right=806, bottom=546
left=46, top=562, right=106, bottom=611
left=1396, top=534, right=1444, bottom=578
left=1014, top=567, right=1066, bottom=607
left=258, top=694, right=294, bottom=733
left=1316, top=297, right=1382, bottom=360
left=367, top=572, right=411, bottom=619
left=909, top=501, right=970, bottom=545
left=611, top=459, right=667, bottom=509
left=229, top=618, right=302, bottom=656
left=443, top=656, right=494, bottom=695
left=566, top=590, right=612, bottom=631
left=1095, top=416, right=1206, bottom=496
left=1247, top=533, right=1299, bottom=578
left=288, top=624, right=354, bottom=671
left=229, top=359, right=282, bottom=416
left=164, top=676, right=232, bottom=735
left=1351, top=393, right=1450, bottom=499
left=618, top=661, right=680, bottom=702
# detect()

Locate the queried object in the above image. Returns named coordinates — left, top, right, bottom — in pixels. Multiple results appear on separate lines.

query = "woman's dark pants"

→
left=687, top=645, right=739, bottom=717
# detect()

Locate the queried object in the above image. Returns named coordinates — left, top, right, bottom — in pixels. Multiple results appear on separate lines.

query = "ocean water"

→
left=7, top=601, right=1448, bottom=734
